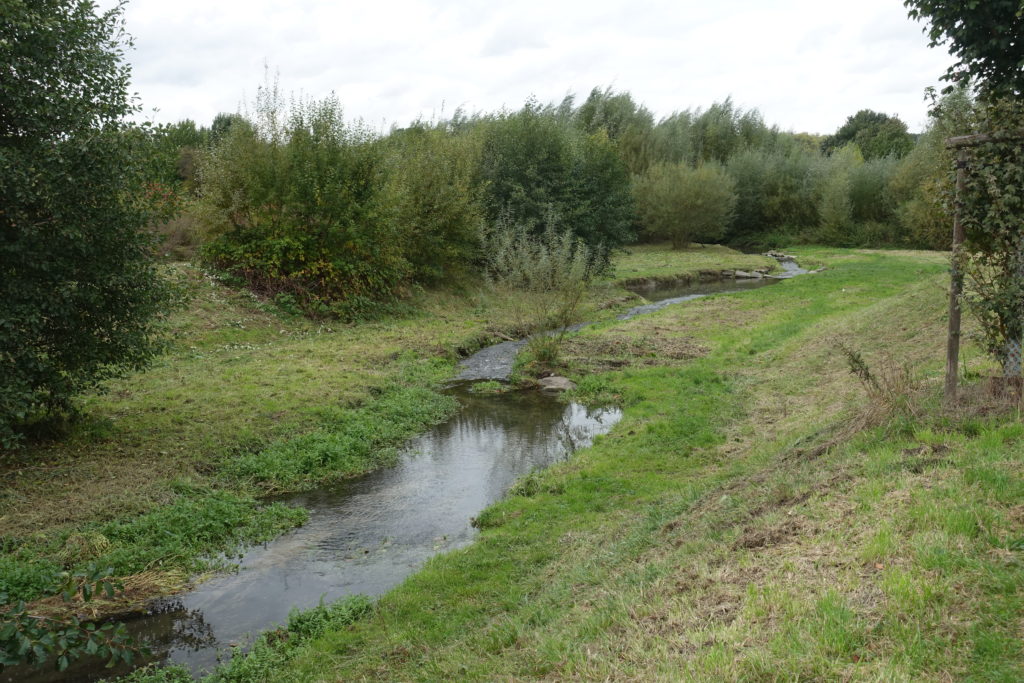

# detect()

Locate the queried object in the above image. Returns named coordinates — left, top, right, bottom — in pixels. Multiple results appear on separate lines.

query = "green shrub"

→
left=849, top=157, right=898, bottom=226
left=575, top=86, right=656, bottom=175
left=813, top=145, right=862, bottom=244
left=193, top=82, right=407, bottom=320
left=726, top=146, right=821, bottom=246
left=886, top=89, right=972, bottom=249
left=382, top=126, right=483, bottom=285
left=0, top=0, right=176, bottom=447
left=481, top=216, right=594, bottom=336
left=2, top=566, right=140, bottom=672
left=475, top=102, right=634, bottom=258
left=633, top=162, right=737, bottom=248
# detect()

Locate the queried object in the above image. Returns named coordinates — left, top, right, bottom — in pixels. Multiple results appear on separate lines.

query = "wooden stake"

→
left=944, top=148, right=967, bottom=403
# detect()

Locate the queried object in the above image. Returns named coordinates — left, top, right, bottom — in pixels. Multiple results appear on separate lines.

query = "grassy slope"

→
left=0, top=269, right=482, bottom=604
left=610, top=243, right=777, bottom=282
left=276, top=248, right=1024, bottom=681
left=0, top=247, right=761, bottom=608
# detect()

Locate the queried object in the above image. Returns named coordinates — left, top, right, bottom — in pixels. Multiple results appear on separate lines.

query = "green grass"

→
left=9, top=245, right=1023, bottom=681
left=258, top=248, right=1024, bottom=681
left=1, top=247, right=764, bottom=610
left=104, top=596, right=372, bottom=683
left=0, top=267, right=482, bottom=605
left=610, top=242, right=777, bottom=282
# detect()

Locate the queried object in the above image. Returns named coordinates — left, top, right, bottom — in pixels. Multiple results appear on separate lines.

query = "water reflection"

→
left=8, top=389, right=619, bottom=681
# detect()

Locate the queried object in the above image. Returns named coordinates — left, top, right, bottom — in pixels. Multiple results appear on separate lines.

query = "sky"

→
left=102, top=0, right=956, bottom=135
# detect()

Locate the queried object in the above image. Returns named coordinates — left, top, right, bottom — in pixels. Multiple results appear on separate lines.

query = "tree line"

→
left=1, top=0, right=996, bottom=451
left=143, top=82, right=970, bottom=321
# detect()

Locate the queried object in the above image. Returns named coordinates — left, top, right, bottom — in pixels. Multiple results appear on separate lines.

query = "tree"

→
left=575, top=86, right=656, bottom=174
left=633, top=162, right=737, bottom=248
left=196, top=87, right=405, bottom=320
left=0, top=0, right=174, bottom=447
left=383, top=125, right=484, bottom=285
left=906, top=3, right=1024, bottom=381
left=905, top=0, right=1024, bottom=99
left=474, top=101, right=635, bottom=260
left=823, top=110, right=914, bottom=159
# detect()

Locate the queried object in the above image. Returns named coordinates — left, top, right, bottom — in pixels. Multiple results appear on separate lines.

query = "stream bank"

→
left=8, top=254, right=807, bottom=682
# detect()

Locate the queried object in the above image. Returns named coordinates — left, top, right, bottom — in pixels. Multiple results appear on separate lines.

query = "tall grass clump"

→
left=481, top=216, right=594, bottom=336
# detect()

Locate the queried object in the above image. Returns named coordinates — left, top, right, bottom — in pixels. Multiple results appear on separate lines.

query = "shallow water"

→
left=12, top=389, right=620, bottom=681
left=619, top=258, right=806, bottom=319
left=15, top=259, right=807, bottom=681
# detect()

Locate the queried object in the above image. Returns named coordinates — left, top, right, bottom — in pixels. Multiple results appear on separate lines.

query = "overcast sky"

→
left=103, top=0, right=955, bottom=135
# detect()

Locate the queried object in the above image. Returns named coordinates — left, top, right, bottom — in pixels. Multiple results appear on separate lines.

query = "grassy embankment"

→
left=0, top=245, right=772, bottom=614
left=250, top=248, right=1024, bottom=681
left=610, top=243, right=782, bottom=285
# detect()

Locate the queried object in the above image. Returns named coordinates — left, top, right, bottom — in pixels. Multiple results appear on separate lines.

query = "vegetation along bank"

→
left=116, top=247, right=1024, bottom=681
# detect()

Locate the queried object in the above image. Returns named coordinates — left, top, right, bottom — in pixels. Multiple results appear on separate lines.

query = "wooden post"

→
left=944, top=148, right=967, bottom=403
left=942, top=130, right=1024, bottom=400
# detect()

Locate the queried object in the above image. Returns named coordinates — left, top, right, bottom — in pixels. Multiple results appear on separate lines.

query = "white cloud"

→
left=102, top=0, right=955, bottom=134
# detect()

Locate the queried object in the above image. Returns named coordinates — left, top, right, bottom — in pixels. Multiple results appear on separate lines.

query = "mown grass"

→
left=259, top=248, right=1024, bottom=681
left=0, top=246, right=763, bottom=611
left=611, top=242, right=777, bottom=282
left=0, top=269, right=480, bottom=605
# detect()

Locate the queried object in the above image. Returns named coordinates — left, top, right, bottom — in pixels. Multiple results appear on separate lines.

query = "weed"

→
left=833, top=338, right=923, bottom=426
left=468, top=380, right=505, bottom=394
left=224, top=384, right=457, bottom=492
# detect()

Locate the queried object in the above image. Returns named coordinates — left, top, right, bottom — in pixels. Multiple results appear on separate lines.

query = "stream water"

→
left=13, top=259, right=806, bottom=682
left=14, top=390, right=621, bottom=682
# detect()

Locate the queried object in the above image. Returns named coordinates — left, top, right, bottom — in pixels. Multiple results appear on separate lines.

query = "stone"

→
left=537, top=376, right=576, bottom=392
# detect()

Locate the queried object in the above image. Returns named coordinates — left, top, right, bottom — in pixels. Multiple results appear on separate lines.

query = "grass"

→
left=10, top=245, right=1021, bottom=680
left=0, top=245, right=765, bottom=612
left=255, top=247, right=1024, bottom=681
left=0, top=268, right=483, bottom=605
left=610, top=242, right=777, bottom=283
left=104, top=595, right=373, bottom=683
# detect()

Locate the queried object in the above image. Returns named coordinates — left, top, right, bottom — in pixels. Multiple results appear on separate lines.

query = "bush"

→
left=849, top=158, right=898, bottom=225
left=0, top=0, right=175, bottom=447
left=481, top=216, right=594, bottom=338
left=813, top=145, right=862, bottom=244
left=887, top=90, right=973, bottom=249
left=193, top=82, right=407, bottom=320
left=475, top=102, right=634, bottom=258
left=382, top=126, right=483, bottom=285
left=633, top=162, right=737, bottom=248
left=726, top=146, right=821, bottom=246
left=2, top=566, right=140, bottom=672
left=959, top=99, right=1024, bottom=374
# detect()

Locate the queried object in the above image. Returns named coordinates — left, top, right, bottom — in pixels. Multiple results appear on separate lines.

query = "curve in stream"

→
left=13, top=257, right=805, bottom=682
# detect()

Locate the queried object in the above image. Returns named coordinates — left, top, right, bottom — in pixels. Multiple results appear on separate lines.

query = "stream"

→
left=13, top=259, right=805, bottom=681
